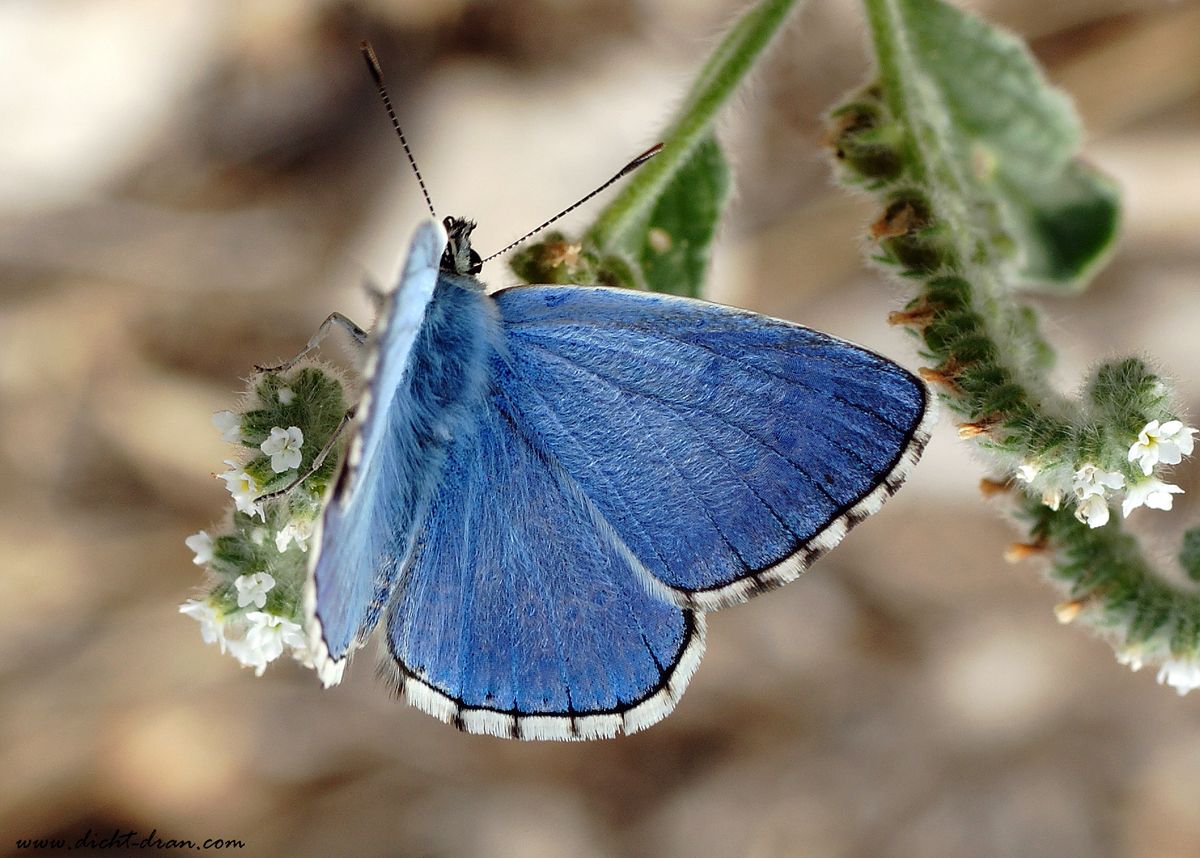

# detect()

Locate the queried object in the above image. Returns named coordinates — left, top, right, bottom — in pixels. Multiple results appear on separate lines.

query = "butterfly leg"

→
left=255, top=312, right=368, bottom=374
left=253, top=407, right=356, bottom=503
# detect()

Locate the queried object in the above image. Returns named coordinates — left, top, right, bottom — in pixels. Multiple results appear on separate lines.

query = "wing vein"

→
left=522, top=340, right=848, bottom=512
left=518, top=325, right=909, bottom=439
left=494, top=382, right=679, bottom=691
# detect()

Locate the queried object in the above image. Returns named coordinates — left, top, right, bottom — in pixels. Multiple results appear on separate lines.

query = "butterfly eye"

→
left=442, top=216, right=455, bottom=230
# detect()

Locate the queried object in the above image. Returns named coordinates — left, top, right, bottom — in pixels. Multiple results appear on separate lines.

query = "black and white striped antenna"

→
left=360, top=41, right=437, bottom=220
left=481, top=143, right=662, bottom=264
left=360, top=40, right=661, bottom=265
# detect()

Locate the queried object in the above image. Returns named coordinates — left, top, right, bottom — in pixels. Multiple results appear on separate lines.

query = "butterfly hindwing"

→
left=493, top=285, right=932, bottom=610
left=384, top=375, right=705, bottom=740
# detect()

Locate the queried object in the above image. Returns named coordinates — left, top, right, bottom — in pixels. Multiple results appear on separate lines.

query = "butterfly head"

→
left=441, top=216, right=483, bottom=276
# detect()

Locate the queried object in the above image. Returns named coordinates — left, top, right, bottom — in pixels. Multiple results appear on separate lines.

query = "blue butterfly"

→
left=297, top=211, right=933, bottom=740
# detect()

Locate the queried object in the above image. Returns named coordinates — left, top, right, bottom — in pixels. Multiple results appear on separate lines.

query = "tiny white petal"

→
left=218, top=459, right=261, bottom=516
left=241, top=611, right=306, bottom=673
left=1116, top=645, right=1145, bottom=673
left=1074, top=494, right=1110, bottom=528
left=1122, top=478, right=1185, bottom=517
left=1157, top=657, right=1200, bottom=695
left=212, top=410, right=242, bottom=443
left=261, top=425, right=304, bottom=474
left=278, top=387, right=295, bottom=405
left=1173, top=425, right=1196, bottom=457
left=1128, top=419, right=1198, bottom=476
left=1145, top=485, right=1184, bottom=510
left=185, top=530, right=214, bottom=566
left=234, top=572, right=276, bottom=609
left=1016, top=463, right=1039, bottom=483
left=1072, top=464, right=1125, bottom=500
left=275, top=518, right=315, bottom=553
left=224, top=622, right=269, bottom=675
left=1041, top=488, right=1063, bottom=511
left=180, top=598, right=227, bottom=653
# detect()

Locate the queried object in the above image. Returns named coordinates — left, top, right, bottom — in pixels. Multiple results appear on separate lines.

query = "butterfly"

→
left=295, top=212, right=932, bottom=740
left=291, top=44, right=933, bottom=741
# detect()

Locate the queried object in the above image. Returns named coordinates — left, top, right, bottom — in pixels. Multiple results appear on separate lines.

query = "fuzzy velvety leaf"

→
left=635, top=136, right=730, bottom=297
left=878, top=0, right=1120, bottom=291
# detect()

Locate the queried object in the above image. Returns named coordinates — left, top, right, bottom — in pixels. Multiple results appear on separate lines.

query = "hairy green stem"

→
left=852, top=0, right=1200, bottom=674
left=586, top=0, right=802, bottom=253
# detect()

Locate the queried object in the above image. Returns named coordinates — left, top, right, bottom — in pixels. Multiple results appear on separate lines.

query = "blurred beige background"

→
left=2, top=1, right=1199, bottom=856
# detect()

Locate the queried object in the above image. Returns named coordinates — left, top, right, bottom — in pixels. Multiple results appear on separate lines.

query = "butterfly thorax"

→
left=441, top=216, right=483, bottom=276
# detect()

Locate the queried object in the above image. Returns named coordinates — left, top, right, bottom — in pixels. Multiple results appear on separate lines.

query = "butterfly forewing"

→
left=492, top=285, right=932, bottom=610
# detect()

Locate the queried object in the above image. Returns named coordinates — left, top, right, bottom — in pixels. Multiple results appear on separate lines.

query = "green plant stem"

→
left=586, top=0, right=803, bottom=253
left=858, top=0, right=1200, bottom=663
left=861, top=0, right=925, bottom=184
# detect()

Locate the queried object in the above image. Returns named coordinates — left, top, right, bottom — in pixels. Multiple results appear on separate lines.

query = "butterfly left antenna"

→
left=481, top=143, right=663, bottom=264
left=360, top=40, right=438, bottom=220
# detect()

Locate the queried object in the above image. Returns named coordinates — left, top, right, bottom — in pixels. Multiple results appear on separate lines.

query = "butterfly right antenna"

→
left=361, top=40, right=438, bottom=220
left=481, top=143, right=663, bottom=265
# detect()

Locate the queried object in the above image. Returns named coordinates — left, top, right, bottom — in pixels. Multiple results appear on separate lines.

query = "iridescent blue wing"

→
left=304, top=220, right=482, bottom=686
left=492, top=285, right=933, bottom=611
left=382, top=386, right=704, bottom=740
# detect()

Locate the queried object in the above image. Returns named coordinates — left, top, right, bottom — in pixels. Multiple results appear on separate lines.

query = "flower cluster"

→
left=179, top=582, right=308, bottom=676
left=181, top=364, right=349, bottom=678
left=1015, top=419, right=1195, bottom=530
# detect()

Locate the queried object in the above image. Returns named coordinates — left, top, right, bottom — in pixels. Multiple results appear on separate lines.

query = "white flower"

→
left=1157, top=656, right=1200, bottom=696
left=1128, top=419, right=1196, bottom=476
left=1016, top=462, right=1039, bottom=483
left=250, top=527, right=268, bottom=547
left=1042, top=488, right=1063, bottom=511
left=240, top=611, right=307, bottom=674
left=180, top=598, right=227, bottom=653
left=278, top=387, right=295, bottom=405
left=224, top=626, right=269, bottom=676
left=1072, top=463, right=1125, bottom=499
left=185, top=530, right=213, bottom=566
left=261, top=425, right=304, bottom=474
left=1116, top=644, right=1145, bottom=673
left=275, top=518, right=314, bottom=553
left=219, top=459, right=262, bottom=518
left=1121, top=478, right=1184, bottom=518
left=234, top=572, right=275, bottom=609
left=212, top=410, right=242, bottom=443
left=1074, top=494, right=1111, bottom=529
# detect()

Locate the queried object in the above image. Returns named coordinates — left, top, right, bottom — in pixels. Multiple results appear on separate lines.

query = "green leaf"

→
left=635, top=136, right=731, bottom=297
left=998, top=160, right=1120, bottom=286
left=865, top=0, right=1120, bottom=292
